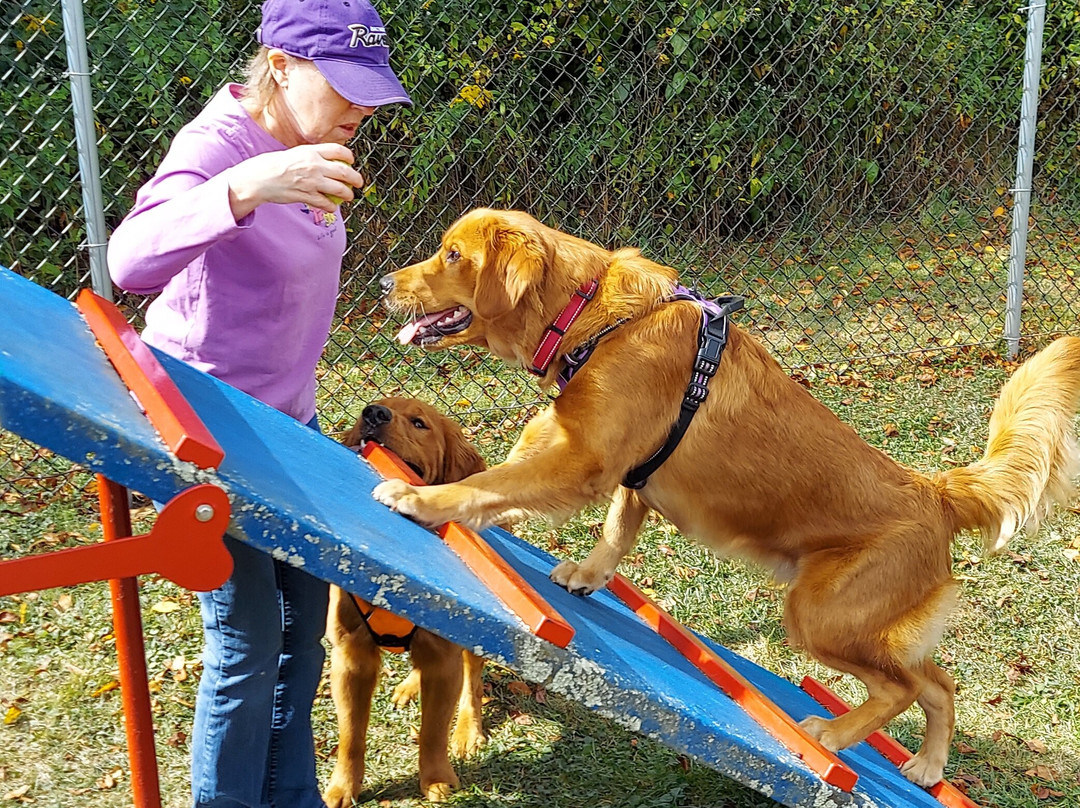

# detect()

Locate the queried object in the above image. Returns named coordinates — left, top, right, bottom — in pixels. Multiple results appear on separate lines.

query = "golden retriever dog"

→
left=325, top=397, right=488, bottom=805
left=370, top=207, right=1080, bottom=788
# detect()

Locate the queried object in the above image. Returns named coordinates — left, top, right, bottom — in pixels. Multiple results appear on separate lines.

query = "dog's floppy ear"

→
left=474, top=228, right=545, bottom=319
left=442, top=426, right=487, bottom=483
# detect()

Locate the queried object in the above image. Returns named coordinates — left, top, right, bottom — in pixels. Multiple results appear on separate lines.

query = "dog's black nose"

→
left=362, top=404, right=392, bottom=428
left=379, top=275, right=395, bottom=295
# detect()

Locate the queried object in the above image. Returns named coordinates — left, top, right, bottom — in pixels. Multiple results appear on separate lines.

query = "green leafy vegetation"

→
left=2, top=1, right=1078, bottom=286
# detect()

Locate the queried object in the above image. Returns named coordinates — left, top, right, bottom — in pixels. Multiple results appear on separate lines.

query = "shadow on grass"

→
left=354, top=686, right=784, bottom=808
left=882, top=710, right=1080, bottom=808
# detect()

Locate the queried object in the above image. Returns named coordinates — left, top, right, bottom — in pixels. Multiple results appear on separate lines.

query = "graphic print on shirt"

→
left=300, top=205, right=336, bottom=230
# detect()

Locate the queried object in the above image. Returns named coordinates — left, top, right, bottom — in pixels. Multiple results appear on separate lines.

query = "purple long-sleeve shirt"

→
left=108, top=84, right=345, bottom=423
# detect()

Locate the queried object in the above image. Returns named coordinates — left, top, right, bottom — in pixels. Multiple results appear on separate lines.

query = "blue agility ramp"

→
left=0, top=267, right=972, bottom=808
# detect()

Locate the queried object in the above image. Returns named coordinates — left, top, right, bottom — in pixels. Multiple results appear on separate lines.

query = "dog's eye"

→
left=411, top=418, right=429, bottom=430
left=445, top=249, right=461, bottom=263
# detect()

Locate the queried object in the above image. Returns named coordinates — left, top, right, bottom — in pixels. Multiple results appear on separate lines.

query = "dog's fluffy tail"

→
left=935, top=336, right=1080, bottom=553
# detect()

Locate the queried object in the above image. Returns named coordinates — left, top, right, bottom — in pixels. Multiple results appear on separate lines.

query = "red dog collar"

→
left=529, top=278, right=599, bottom=376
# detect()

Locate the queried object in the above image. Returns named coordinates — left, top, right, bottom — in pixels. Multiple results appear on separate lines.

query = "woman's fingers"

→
left=228, top=144, right=364, bottom=213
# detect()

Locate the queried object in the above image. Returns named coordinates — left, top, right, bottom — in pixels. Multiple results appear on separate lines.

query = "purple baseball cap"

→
left=257, top=0, right=412, bottom=107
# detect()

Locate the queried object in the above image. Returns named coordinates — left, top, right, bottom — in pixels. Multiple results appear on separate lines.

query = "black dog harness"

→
left=551, top=286, right=743, bottom=489
left=623, top=289, right=743, bottom=488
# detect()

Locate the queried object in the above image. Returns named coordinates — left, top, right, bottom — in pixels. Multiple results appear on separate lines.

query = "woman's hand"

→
left=225, top=143, right=366, bottom=219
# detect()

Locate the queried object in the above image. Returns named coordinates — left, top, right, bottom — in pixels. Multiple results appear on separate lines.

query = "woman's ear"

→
left=474, top=228, right=545, bottom=319
left=266, top=48, right=290, bottom=87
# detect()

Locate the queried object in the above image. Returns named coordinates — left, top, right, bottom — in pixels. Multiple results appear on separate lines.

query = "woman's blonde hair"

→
left=240, top=46, right=279, bottom=112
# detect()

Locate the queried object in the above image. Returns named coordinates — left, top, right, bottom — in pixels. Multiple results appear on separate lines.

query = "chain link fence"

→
left=2, top=0, right=1079, bottom=501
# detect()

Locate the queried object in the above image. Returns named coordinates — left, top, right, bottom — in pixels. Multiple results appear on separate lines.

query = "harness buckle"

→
left=685, top=382, right=710, bottom=407
left=576, top=279, right=599, bottom=301
left=693, top=356, right=719, bottom=376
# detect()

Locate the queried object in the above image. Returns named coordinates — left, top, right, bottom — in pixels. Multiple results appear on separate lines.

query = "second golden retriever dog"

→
left=372, top=207, right=1080, bottom=787
left=325, top=397, right=487, bottom=805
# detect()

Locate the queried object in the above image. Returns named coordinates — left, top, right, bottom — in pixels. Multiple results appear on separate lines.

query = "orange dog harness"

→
left=350, top=593, right=417, bottom=653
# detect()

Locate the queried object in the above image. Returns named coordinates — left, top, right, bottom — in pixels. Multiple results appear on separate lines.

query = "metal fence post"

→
left=61, top=0, right=111, bottom=299
left=1005, top=1, right=1047, bottom=359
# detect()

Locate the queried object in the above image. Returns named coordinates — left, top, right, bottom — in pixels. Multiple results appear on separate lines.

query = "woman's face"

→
left=270, top=54, right=376, bottom=146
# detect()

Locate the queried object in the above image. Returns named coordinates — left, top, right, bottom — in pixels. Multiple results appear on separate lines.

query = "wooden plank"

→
left=801, top=676, right=984, bottom=808
left=609, top=573, right=859, bottom=792
left=362, top=442, right=575, bottom=648
left=75, top=289, right=224, bottom=469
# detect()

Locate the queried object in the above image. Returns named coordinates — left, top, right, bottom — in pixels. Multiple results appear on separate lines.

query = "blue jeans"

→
left=191, top=415, right=329, bottom=808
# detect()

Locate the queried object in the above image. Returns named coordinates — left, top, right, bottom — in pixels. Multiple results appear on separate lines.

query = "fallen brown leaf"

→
left=2, top=784, right=30, bottom=801
left=1033, top=785, right=1064, bottom=799
left=507, top=681, right=531, bottom=697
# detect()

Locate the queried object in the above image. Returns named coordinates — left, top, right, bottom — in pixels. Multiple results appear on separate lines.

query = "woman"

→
left=107, top=1, right=411, bottom=806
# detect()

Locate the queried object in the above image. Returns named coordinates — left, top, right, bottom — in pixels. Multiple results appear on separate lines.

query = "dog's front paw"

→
left=372, top=479, right=437, bottom=524
left=372, top=478, right=416, bottom=509
left=323, top=770, right=363, bottom=808
left=420, top=769, right=459, bottom=803
left=390, top=669, right=420, bottom=708
left=549, top=559, right=581, bottom=589
left=371, top=479, right=448, bottom=526
left=549, top=559, right=610, bottom=596
left=450, top=723, right=487, bottom=758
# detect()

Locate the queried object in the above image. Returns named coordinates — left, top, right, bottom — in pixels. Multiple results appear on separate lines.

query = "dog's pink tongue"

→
left=395, top=321, right=421, bottom=345
left=395, top=311, right=447, bottom=345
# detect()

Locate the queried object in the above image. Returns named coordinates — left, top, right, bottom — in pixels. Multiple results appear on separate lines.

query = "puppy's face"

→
left=344, top=397, right=485, bottom=485
left=381, top=208, right=548, bottom=356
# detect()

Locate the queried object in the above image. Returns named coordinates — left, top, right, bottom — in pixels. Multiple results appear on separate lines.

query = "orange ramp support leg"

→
left=100, top=477, right=161, bottom=808
left=0, top=482, right=232, bottom=808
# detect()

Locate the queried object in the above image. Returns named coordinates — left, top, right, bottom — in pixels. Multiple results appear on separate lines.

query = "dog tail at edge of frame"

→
left=935, top=335, right=1080, bottom=554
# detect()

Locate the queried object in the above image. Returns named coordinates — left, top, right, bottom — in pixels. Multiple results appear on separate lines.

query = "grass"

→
left=3, top=353, right=1080, bottom=808
left=3, top=219, right=1080, bottom=807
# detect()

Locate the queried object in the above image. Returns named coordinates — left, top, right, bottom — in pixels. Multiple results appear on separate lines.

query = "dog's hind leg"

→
left=551, top=486, right=650, bottom=595
left=391, top=667, right=421, bottom=708
left=786, top=559, right=925, bottom=754
left=799, top=658, right=920, bottom=753
left=900, top=659, right=956, bottom=787
left=450, top=649, right=487, bottom=757
left=411, top=630, right=464, bottom=802
left=324, top=590, right=382, bottom=808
